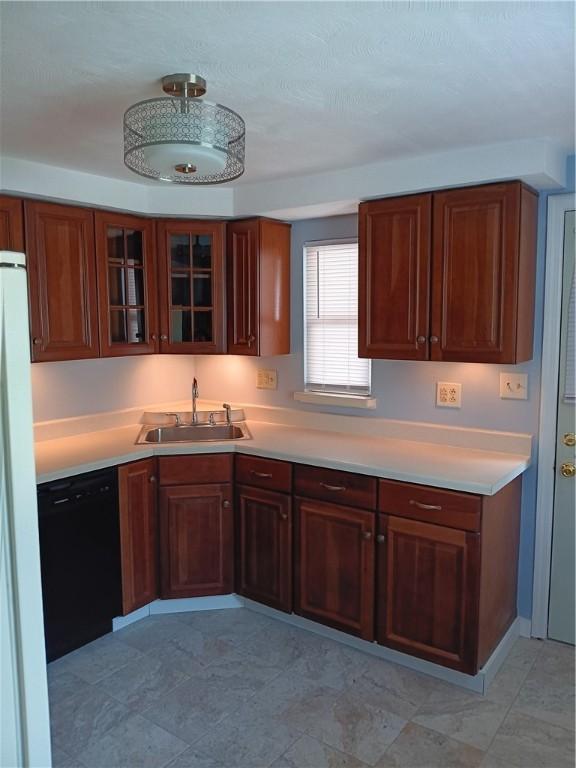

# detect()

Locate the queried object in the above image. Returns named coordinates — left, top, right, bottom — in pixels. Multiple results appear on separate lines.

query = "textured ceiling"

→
left=0, top=1, right=574, bottom=186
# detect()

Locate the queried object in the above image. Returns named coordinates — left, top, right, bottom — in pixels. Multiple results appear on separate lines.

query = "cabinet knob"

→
left=160, top=334, right=168, bottom=341
left=416, top=335, right=426, bottom=344
left=429, top=335, right=439, bottom=344
left=149, top=475, right=157, bottom=483
left=32, top=337, right=42, bottom=345
left=362, top=531, right=373, bottom=541
left=247, top=334, right=256, bottom=345
left=280, top=511, right=288, bottom=520
left=376, top=534, right=386, bottom=544
left=151, top=333, right=157, bottom=341
left=223, top=500, right=231, bottom=508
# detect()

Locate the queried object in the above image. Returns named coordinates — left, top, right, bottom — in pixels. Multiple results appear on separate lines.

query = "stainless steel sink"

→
left=136, top=423, right=250, bottom=444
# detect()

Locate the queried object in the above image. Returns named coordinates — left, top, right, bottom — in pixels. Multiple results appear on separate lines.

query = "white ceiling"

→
left=0, top=1, right=574, bottom=188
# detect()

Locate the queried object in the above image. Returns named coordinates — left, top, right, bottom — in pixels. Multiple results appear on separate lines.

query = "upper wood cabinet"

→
left=227, top=218, right=291, bottom=356
left=359, top=194, right=432, bottom=360
left=95, top=211, right=158, bottom=356
left=0, top=195, right=24, bottom=252
left=157, top=219, right=226, bottom=354
left=118, top=458, right=159, bottom=615
left=25, top=201, right=99, bottom=362
left=359, top=181, right=538, bottom=363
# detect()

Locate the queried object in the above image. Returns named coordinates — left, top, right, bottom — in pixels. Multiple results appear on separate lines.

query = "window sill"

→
left=293, top=391, right=378, bottom=409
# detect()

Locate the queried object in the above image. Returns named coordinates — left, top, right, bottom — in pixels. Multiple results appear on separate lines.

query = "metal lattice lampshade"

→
left=123, top=74, right=245, bottom=184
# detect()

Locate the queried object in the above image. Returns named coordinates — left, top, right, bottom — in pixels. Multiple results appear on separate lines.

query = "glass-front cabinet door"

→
left=157, top=220, right=226, bottom=354
left=95, top=212, right=158, bottom=356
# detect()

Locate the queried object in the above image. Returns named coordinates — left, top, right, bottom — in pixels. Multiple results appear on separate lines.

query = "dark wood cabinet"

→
left=236, top=484, right=292, bottom=612
left=359, top=181, right=537, bottom=363
left=25, top=201, right=99, bottom=362
left=377, top=514, right=480, bottom=673
left=157, top=219, right=226, bottom=354
left=227, top=218, right=291, bottom=356
left=95, top=211, right=158, bottom=356
left=295, top=496, right=375, bottom=640
left=159, top=482, right=233, bottom=598
left=0, top=195, right=24, bottom=252
left=359, top=194, right=431, bottom=360
left=118, top=459, right=159, bottom=615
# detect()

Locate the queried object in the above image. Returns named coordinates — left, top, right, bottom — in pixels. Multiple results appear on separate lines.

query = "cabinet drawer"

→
left=294, top=464, right=377, bottom=510
left=378, top=479, right=481, bottom=532
left=159, top=454, right=233, bottom=486
left=236, top=454, right=292, bottom=493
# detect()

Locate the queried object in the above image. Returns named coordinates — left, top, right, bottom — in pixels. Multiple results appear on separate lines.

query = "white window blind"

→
left=304, top=240, right=370, bottom=395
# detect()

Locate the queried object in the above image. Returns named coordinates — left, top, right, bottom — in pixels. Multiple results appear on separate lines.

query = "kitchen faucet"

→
left=192, top=378, right=199, bottom=424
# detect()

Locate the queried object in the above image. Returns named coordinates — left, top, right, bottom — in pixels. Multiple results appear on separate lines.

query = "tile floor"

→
left=47, top=609, right=575, bottom=768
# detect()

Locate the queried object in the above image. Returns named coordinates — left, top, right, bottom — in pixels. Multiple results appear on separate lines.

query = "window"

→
left=304, top=240, right=371, bottom=395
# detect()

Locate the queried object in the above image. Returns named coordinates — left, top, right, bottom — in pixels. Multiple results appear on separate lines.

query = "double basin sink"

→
left=136, top=410, right=250, bottom=444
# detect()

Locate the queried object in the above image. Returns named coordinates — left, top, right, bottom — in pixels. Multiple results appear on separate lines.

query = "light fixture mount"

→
left=123, top=73, right=245, bottom=185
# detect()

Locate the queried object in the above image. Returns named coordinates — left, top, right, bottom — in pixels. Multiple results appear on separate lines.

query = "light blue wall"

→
left=198, top=191, right=552, bottom=619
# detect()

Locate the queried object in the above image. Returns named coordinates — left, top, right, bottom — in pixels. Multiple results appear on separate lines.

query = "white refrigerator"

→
left=0, top=250, right=52, bottom=766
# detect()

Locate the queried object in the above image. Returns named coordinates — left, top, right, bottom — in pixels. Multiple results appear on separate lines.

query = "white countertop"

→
left=35, top=419, right=531, bottom=495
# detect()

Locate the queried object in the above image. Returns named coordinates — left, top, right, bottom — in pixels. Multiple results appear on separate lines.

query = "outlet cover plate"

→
left=500, top=372, right=528, bottom=400
left=257, top=368, right=278, bottom=390
left=436, top=381, right=462, bottom=408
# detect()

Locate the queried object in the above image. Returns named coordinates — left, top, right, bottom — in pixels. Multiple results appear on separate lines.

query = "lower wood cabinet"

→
left=236, top=484, right=292, bottom=612
left=377, top=514, right=480, bottom=673
left=0, top=195, right=24, bottom=251
left=295, top=497, right=375, bottom=640
left=118, top=458, right=159, bottom=616
left=159, top=482, right=233, bottom=598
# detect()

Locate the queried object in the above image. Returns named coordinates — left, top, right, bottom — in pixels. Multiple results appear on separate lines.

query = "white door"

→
left=548, top=209, right=576, bottom=645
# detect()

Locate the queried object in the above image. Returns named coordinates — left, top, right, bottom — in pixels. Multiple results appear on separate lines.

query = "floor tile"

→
left=377, top=722, right=485, bottom=768
left=483, top=663, right=528, bottom=705
left=50, top=746, right=87, bottom=768
left=481, top=710, right=575, bottom=768
left=512, top=663, right=576, bottom=731
left=286, top=637, right=370, bottom=690
left=77, top=712, right=188, bottom=768
left=412, top=683, right=509, bottom=751
left=47, top=665, right=89, bottom=708
left=249, top=670, right=342, bottom=731
left=237, top=622, right=322, bottom=668
left=164, top=747, right=231, bottom=768
left=304, top=690, right=407, bottom=765
left=145, top=626, right=237, bottom=674
left=95, top=654, right=190, bottom=711
left=347, top=657, right=440, bottom=719
left=272, top=734, right=369, bottom=768
left=50, top=685, right=132, bottom=757
left=114, top=615, right=188, bottom=653
left=192, top=709, right=301, bottom=767
left=49, top=633, right=146, bottom=684
left=533, top=639, right=575, bottom=679
left=179, top=607, right=277, bottom=643
left=503, top=637, right=543, bottom=672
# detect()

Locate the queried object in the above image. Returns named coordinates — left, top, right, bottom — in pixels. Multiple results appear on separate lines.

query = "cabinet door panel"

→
left=359, top=195, right=431, bottom=360
left=236, top=485, right=292, bottom=612
left=95, top=212, right=158, bottom=356
left=160, top=483, right=232, bottom=598
left=157, top=220, right=225, bottom=354
left=118, top=459, right=158, bottom=615
left=431, top=182, right=526, bottom=363
left=25, top=201, right=98, bottom=361
left=295, top=497, right=375, bottom=640
left=227, top=221, right=258, bottom=355
left=378, top=515, right=480, bottom=673
left=0, top=195, right=24, bottom=251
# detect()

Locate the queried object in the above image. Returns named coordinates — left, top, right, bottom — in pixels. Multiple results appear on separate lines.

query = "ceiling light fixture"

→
left=123, top=73, right=245, bottom=185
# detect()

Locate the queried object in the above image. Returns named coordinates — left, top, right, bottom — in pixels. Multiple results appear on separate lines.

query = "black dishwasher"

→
left=38, top=467, right=122, bottom=662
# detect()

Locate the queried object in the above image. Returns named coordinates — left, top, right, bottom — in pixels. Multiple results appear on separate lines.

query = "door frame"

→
left=532, top=192, right=576, bottom=638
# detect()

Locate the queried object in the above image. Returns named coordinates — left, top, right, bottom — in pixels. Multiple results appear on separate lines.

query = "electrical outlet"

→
left=500, top=373, right=528, bottom=400
left=436, top=381, right=462, bottom=408
left=256, top=368, right=278, bottom=390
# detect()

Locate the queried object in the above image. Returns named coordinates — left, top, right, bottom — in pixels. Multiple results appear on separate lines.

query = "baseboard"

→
left=112, top=604, right=151, bottom=631
left=149, top=595, right=244, bottom=615
left=478, top=616, right=523, bottom=692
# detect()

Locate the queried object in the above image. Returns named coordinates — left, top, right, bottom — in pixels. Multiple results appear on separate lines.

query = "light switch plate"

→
left=436, top=381, right=462, bottom=408
left=257, top=368, right=278, bottom=390
left=500, top=372, right=528, bottom=400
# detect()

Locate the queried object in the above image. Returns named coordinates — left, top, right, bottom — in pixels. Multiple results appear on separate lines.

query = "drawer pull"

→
left=222, top=500, right=231, bottom=508
left=376, top=534, right=386, bottom=544
left=279, top=511, right=289, bottom=520
left=362, top=531, right=372, bottom=540
left=251, top=470, right=273, bottom=479
left=320, top=482, right=347, bottom=492
left=409, top=499, right=442, bottom=511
